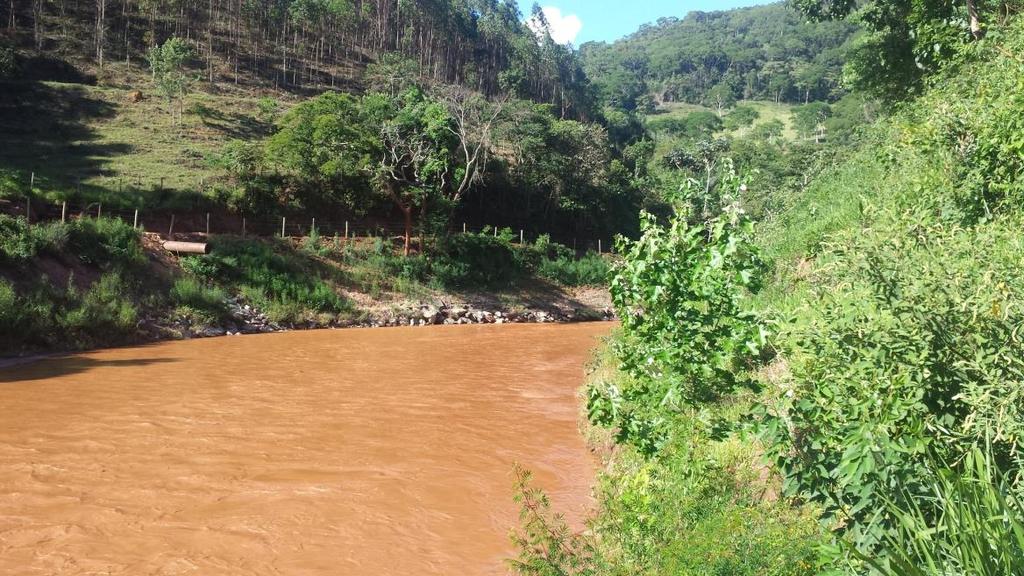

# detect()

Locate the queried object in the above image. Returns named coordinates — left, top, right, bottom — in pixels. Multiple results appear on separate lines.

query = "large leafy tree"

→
left=790, top=0, right=999, bottom=97
left=269, top=86, right=497, bottom=255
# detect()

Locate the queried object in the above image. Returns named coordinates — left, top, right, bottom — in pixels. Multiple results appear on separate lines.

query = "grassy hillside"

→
left=0, top=79, right=283, bottom=209
left=653, top=100, right=800, bottom=141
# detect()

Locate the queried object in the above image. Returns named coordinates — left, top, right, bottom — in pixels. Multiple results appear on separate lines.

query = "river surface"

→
left=0, top=323, right=609, bottom=575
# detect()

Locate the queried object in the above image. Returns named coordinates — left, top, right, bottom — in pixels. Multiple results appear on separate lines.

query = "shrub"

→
left=758, top=208, right=1024, bottom=553
left=60, top=273, right=139, bottom=347
left=0, top=279, right=40, bottom=349
left=31, top=222, right=69, bottom=255
left=67, top=217, right=145, bottom=269
left=593, top=208, right=766, bottom=453
left=0, top=215, right=36, bottom=262
left=599, top=418, right=823, bottom=576
left=170, top=277, right=228, bottom=321
left=256, top=96, right=279, bottom=123
left=0, top=43, right=15, bottom=79
left=537, top=252, right=609, bottom=286
left=436, top=231, right=522, bottom=287
left=179, top=254, right=224, bottom=279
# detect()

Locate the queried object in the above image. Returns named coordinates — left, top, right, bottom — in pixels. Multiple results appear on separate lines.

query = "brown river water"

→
left=0, top=323, right=610, bottom=575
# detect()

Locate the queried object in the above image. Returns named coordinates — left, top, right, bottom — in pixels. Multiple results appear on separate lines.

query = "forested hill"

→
left=0, top=0, right=593, bottom=117
left=580, top=2, right=859, bottom=110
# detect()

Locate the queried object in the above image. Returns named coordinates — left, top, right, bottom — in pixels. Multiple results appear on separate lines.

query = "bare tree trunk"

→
left=122, top=0, right=129, bottom=64
left=967, top=0, right=985, bottom=39
left=95, top=0, right=106, bottom=68
left=32, top=0, right=43, bottom=49
left=401, top=204, right=412, bottom=256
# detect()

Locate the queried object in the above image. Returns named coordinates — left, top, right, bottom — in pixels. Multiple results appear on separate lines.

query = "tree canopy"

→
left=579, top=3, right=860, bottom=111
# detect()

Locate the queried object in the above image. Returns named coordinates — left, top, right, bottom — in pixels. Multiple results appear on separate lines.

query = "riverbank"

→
left=0, top=214, right=613, bottom=357
left=149, top=286, right=614, bottom=340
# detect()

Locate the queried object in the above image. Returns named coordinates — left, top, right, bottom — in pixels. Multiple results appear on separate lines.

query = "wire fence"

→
left=6, top=198, right=614, bottom=255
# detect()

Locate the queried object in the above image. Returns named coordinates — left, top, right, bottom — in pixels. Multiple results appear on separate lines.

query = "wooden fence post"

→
left=598, top=239, right=602, bottom=254
left=61, top=201, right=67, bottom=223
left=311, top=217, right=316, bottom=234
left=520, top=229, right=524, bottom=244
left=133, top=208, right=139, bottom=229
left=281, top=216, right=286, bottom=238
left=344, top=221, right=349, bottom=239
left=463, top=222, right=467, bottom=234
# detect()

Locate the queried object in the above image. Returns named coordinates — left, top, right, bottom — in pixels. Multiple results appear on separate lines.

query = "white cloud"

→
left=527, top=6, right=583, bottom=46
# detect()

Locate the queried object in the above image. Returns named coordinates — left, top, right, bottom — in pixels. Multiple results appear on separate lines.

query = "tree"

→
left=790, top=0, right=999, bottom=97
left=269, top=87, right=493, bottom=256
left=663, top=138, right=730, bottom=220
left=724, top=105, right=760, bottom=131
left=0, top=43, right=15, bottom=79
left=705, top=81, right=737, bottom=118
left=752, top=119, right=785, bottom=144
left=792, top=101, right=831, bottom=143
left=363, top=52, right=420, bottom=96
left=147, top=37, right=194, bottom=124
left=436, top=86, right=503, bottom=207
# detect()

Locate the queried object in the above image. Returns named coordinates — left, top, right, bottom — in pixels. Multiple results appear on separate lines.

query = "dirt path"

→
left=0, top=323, right=609, bottom=575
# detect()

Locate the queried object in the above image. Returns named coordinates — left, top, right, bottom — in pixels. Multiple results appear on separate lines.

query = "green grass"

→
left=652, top=100, right=799, bottom=141
left=183, top=236, right=350, bottom=324
left=0, top=80, right=280, bottom=208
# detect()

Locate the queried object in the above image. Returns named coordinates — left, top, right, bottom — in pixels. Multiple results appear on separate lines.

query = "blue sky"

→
left=518, top=0, right=776, bottom=45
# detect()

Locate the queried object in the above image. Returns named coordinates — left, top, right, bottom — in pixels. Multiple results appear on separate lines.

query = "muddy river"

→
left=0, top=323, right=609, bottom=575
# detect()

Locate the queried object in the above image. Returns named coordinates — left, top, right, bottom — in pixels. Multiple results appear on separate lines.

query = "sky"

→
left=518, top=0, right=776, bottom=46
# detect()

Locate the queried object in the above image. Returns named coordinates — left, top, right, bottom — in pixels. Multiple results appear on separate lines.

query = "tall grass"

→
left=856, top=447, right=1024, bottom=576
left=537, top=252, right=609, bottom=286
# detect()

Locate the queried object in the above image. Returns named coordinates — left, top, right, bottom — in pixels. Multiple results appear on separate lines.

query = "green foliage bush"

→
left=194, top=237, right=348, bottom=323
left=724, top=105, right=760, bottom=130
left=0, top=43, right=15, bottom=79
left=60, top=273, right=139, bottom=346
left=759, top=208, right=1024, bottom=551
left=750, top=21, right=1024, bottom=565
left=0, top=218, right=74, bottom=263
left=66, top=217, right=145, bottom=269
left=0, top=215, right=36, bottom=263
left=436, top=231, right=521, bottom=287
left=596, top=414, right=823, bottom=576
left=593, top=207, right=765, bottom=453
left=170, top=277, right=228, bottom=323
left=536, top=252, right=608, bottom=287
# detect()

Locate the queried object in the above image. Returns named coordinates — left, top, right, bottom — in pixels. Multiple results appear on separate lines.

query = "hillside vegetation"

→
left=0, top=80, right=276, bottom=208
left=513, top=4, right=1024, bottom=576
left=580, top=2, right=860, bottom=111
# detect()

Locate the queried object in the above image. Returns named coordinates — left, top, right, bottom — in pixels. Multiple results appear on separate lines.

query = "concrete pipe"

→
left=163, top=241, right=209, bottom=255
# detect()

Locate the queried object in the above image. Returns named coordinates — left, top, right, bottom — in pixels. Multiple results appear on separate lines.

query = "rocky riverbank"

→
left=154, top=296, right=616, bottom=340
